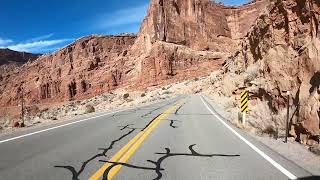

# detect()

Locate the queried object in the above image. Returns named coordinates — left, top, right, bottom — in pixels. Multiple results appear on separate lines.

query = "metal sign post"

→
left=241, top=91, right=249, bottom=125
left=284, top=91, right=291, bottom=143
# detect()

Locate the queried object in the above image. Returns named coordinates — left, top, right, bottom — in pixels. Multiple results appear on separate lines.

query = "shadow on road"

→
left=100, top=144, right=240, bottom=180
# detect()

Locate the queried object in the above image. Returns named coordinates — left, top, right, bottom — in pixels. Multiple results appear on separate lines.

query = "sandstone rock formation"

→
left=0, top=0, right=267, bottom=108
left=0, top=35, right=136, bottom=108
left=220, top=0, right=320, bottom=145
left=0, top=0, right=318, bottom=147
left=130, top=0, right=268, bottom=87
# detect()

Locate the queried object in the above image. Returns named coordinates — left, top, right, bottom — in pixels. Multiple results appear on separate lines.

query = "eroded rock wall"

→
left=224, top=0, right=320, bottom=144
left=0, top=35, right=136, bottom=107
left=130, top=0, right=267, bottom=88
left=0, top=0, right=270, bottom=120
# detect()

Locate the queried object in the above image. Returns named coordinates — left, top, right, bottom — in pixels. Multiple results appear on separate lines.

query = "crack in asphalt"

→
left=100, top=144, right=240, bottom=180
left=168, top=120, right=180, bottom=128
left=53, top=97, right=184, bottom=179
left=54, top=125, right=137, bottom=180
left=140, top=98, right=180, bottom=118
left=174, top=102, right=185, bottom=115
left=164, top=119, right=181, bottom=128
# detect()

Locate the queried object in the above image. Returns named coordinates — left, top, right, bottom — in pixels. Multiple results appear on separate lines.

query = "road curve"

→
left=0, top=95, right=315, bottom=180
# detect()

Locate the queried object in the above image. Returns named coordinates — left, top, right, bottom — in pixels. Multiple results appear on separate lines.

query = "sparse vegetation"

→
left=244, top=64, right=259, bottom=84
left=123, top=93, right=130, bottom=99
left=309, top=146, right=320, bottom=155
left=262, top=125, right=278, bottom=139
left=85, top=105, right=95, bottom=114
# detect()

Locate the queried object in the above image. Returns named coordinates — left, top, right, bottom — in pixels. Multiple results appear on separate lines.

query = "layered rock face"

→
left=1, top=0, right=318, bottom=144
left=0, top=0, right=269, bottom=108
left=223, top=0, right=320, bottom=144
left=224, top=0, right=269, bottom=39
left=0, top=35, right=136, bottom=107
left=136, top=0, right=232, bottom=52
left=130, top=0, right=267, bottom=87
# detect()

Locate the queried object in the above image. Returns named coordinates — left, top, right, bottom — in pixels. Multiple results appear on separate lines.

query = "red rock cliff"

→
left=225, top=0, right=320, bottom=144
left=0, top=0, right=269, bottom=108
left=129, top=0, right=268, bottom=87
left=0, top=35, right=136, bottom=107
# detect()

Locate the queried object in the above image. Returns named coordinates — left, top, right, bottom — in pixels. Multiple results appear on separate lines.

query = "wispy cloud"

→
left=2, top=39, right=73, bottom=53
left=96, top=4, right=148, bottom=29
left=0, top=33, right=74, bottom=53
left=26, top=33, right=54, bottom=43
left=0, top=38, right=13, bottom=46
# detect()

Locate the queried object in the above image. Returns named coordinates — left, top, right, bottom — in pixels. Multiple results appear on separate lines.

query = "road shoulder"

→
left=202, top=95, right=318, bottom=178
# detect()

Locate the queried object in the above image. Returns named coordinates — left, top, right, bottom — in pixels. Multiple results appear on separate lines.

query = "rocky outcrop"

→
left=129, top=0, right=268, bottom=87
left=0, top=0, right=270, bottom=112
left=0, top=35, right=136, bottom=107
left=134, top=0, right=233, bottom=53
left=222, top=0, right=320, bottom=145
left=224, top=0, right=269, bottom=39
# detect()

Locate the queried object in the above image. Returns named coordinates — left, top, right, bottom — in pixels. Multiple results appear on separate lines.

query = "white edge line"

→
left=200, top=96, right=297, bottom=180
left=0, top=109, right=126, bottom=144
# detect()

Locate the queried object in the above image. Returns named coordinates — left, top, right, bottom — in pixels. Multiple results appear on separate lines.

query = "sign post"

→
left=284, top=91, right=291, bottom=143
left=241, top=90, right=249, bottom=125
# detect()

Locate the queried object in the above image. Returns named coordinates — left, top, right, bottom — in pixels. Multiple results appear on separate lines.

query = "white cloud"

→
left=27, top=33, right=54, bottom=43
left=97, top=4, right=148, bottom=29
left=1, top=39, right=73, bottom=53
left=0, top=38, right=13, bottom=46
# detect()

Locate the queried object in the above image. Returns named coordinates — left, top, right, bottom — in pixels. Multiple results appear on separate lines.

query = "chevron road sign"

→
left=241, top=91, right=249, bottom=113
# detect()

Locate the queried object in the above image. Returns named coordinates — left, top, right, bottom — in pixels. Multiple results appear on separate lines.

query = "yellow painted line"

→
left=89, top=102, right=182, bottom=180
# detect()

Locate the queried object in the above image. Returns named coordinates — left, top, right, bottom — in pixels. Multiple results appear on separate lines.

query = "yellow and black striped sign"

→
left=241, top=91, right=249, bottom=113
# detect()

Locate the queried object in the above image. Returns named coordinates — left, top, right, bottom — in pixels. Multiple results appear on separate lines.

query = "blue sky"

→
left=0, top=0, right=249, bottom=53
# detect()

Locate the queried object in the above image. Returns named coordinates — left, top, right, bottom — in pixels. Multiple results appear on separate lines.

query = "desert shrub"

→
left=244, top=64, right=259, bottom=84
left=248, top=101, right=273, bottom=133
left=262, top=125, right=278, bottom=138
left=309, top=146, right=320, bottom=155
left=194, top=77, right=199, bottom=81
left=40, top=108, right=49, bottom=113
left=141, top=93, right=146, bottom=97
left=209, top=71, right=223, bottom=84
left=123, top=93, right=130, bottom=99
left=271, top=107, right=295, bottom=137
left=162, top=91, right=172, bottom=95
left=85, top=105, right=95, bottom=114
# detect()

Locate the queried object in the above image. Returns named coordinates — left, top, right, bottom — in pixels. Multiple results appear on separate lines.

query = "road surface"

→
left=0, top=95, right=316, bottom=180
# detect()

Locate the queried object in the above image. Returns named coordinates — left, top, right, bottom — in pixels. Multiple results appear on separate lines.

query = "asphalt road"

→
left=0, top=95, right=316, bottom=180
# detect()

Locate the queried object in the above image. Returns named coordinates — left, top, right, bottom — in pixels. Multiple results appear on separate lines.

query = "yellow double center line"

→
left=89, top=101, right=182, bottom=180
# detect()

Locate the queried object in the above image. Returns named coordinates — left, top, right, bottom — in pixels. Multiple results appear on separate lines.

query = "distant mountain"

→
left=0, top=48, right=40, bottom=66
